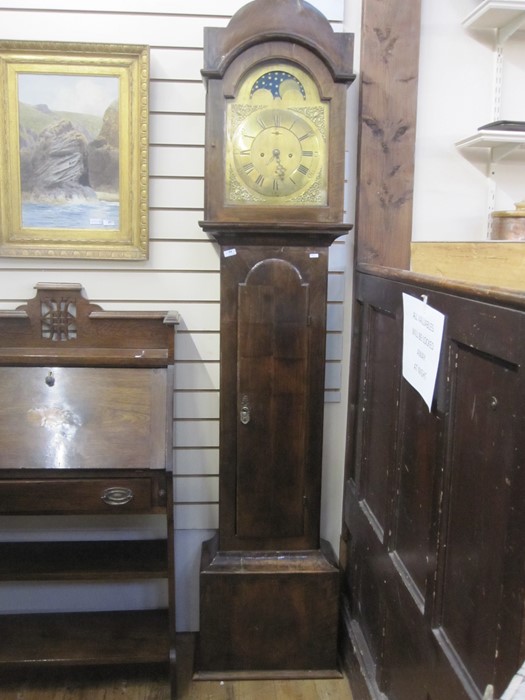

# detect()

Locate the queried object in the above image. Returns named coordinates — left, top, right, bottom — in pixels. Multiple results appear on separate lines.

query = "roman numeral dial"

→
left=231, top=107, right=326, bottom=203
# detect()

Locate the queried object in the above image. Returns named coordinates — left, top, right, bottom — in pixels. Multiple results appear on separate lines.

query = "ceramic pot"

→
left=491, top=200, right=525, bottom=241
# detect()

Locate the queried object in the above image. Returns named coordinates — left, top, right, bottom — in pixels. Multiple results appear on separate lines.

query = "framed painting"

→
left=0, top=41, right=149, bottom=260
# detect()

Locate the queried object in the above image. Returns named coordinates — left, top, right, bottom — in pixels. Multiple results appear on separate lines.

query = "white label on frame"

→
left=224, top=248, right=237, bottom=258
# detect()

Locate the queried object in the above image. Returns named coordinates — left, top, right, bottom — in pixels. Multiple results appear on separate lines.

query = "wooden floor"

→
left=0, top=634, right=355, bottom=700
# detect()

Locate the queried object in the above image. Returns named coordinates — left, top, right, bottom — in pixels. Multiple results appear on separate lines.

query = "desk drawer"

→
left=0, top=476, right=166, bottom=514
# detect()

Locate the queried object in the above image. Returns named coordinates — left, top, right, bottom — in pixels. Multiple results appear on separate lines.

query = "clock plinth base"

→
left=195, top=534, right=340, bottom=678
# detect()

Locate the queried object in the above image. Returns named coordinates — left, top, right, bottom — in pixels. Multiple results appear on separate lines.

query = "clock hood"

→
left=202, top=0, right=354, bottom=83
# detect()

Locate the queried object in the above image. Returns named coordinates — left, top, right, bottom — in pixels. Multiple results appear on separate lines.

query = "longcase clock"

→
left=196, top=0, right=355, bottom=677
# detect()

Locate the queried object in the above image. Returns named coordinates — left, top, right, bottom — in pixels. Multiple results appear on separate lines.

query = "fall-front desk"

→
left=0, top=283, right=178, bottom=698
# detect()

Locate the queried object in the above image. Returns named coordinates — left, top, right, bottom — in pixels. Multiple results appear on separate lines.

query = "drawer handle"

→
left=101, top=487, right=134, bottom=506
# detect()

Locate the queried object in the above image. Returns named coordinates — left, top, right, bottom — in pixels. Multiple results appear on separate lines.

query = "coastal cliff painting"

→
left=18, top=74, right=120, bottom=231
left=0, top=41, right=149, bottom=260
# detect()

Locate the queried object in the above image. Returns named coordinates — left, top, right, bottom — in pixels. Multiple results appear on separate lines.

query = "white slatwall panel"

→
left=151, top=114, right=205, bottom=145
left=148, top=210, right=208, bottom=240
left=0, top=0, right=344, bottom=19
left=150, top=147, right=205, bottom=178
left=174, top=449, right=219, bottom=476
left=0, top=244, right=217, bottom=270
left=0, top=0, right=353, bottom=632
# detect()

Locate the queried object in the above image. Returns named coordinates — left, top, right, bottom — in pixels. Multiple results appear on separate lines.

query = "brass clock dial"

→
left=232, top=107, right=323, bottom=199
left=225, top=63, right=328, bottom=207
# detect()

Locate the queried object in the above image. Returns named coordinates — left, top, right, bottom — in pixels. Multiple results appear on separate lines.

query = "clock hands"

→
left=275, top=161, right=287, bottom=181
left=266, top=148, right=287, bottom=181
left=266, top=148, right=281, bottom=165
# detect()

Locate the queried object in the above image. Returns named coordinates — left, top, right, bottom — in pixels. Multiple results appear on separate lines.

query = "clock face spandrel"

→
left=225, top=63, right=329, bottom=207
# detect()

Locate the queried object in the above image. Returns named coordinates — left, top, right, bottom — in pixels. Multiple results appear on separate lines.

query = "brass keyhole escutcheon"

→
left=240, top=395, right=251, bottom=425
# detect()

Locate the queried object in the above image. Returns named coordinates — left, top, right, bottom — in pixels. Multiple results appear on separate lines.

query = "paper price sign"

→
left=402, top=293, right=445, bottom=411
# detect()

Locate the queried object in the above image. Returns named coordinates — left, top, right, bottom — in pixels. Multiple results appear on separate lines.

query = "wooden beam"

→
left=355, top=0, right=422, bottom=269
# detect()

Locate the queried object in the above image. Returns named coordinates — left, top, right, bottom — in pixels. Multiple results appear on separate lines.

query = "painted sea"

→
left=22, top=200, right=119, bottom=230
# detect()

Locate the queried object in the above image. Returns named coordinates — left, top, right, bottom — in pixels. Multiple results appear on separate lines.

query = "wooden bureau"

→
left=0, top=283, right=178, bottom=697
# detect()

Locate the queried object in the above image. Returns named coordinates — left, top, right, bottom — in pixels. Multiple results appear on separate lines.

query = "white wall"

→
left=0, top=0, right=361, bottom=631
left=413, top=0, right=525, bottom=242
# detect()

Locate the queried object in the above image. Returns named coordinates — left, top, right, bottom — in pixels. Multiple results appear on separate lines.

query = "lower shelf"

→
left=0, top=609, right=171, bottom=667
left=0, top=539, right=168, bottom=581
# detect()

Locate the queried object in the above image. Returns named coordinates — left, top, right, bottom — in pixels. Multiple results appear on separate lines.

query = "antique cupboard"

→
left=340, top=2, right=525, bottom=700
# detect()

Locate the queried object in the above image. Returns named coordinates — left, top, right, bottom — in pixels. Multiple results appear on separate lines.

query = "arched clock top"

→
left=200, top=0, right=355, bottom=229
left=202, top=0, right=355, bottom=85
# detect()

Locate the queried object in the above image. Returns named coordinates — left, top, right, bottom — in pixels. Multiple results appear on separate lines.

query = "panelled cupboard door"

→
left=432, top=296, right=524, bottom=699
left=345, top=294, right=402, bottom=673
left=344, top=272, right=525, bottom=700
left=219, top=246, right=329, bottom=551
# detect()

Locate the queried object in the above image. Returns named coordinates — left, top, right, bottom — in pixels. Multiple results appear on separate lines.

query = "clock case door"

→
left=219, top=243, right=330, bottom=551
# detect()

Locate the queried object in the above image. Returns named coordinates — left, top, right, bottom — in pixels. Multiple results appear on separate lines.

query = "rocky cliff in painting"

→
left=19, top=100, right=119, bottom=204
left=87, top=101, right=119, bottom=195
left=20, top=119, right=96, bottom=203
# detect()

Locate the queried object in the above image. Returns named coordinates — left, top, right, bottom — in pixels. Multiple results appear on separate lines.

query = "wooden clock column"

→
left=196, top=0, right=355, bottom=677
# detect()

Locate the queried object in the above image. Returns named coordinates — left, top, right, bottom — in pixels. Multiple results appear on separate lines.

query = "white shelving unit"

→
left=456, top=129, right=525, bottom=162
left=411, top=1, right=525, bottom=290
left=463, top=0, right=525, bottom=41
left=458, top=0, right=525, bottom=147
left=456, top=0, right=525, bottom=236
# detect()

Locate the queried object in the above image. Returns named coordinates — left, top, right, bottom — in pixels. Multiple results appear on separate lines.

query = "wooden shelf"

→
left=0, top=540, right=168, bottom=581
left=0, top=610, right=169, bottom=667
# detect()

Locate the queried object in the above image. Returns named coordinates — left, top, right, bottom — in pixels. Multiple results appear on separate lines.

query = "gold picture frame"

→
left=0, top=40, right=149, bottom=260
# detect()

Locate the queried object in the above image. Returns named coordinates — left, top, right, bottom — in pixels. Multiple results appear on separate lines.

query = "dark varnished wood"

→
left=0, top=284, right=178, bottom=698
left=217, top=245, right=329, bottom=552
left=197, top=241, right=342, bottom=675
left=0, top=539, right=168, bottom=580
left=198, top=0, right=354, bottom=678
left=358, top=262, right=525, bottom=311
left=0, top=611, right=170, bottom=667
left=0, top=283, right=177, bottom=363
left=0, top=467, right=168, bottom=512
left=197, top=535, right=340, bottom=677
left=0, top=366, right=167, bottom=471
left=342, top=270, right=525, bottom=700
left=202, top=0, right=354, bottom=82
